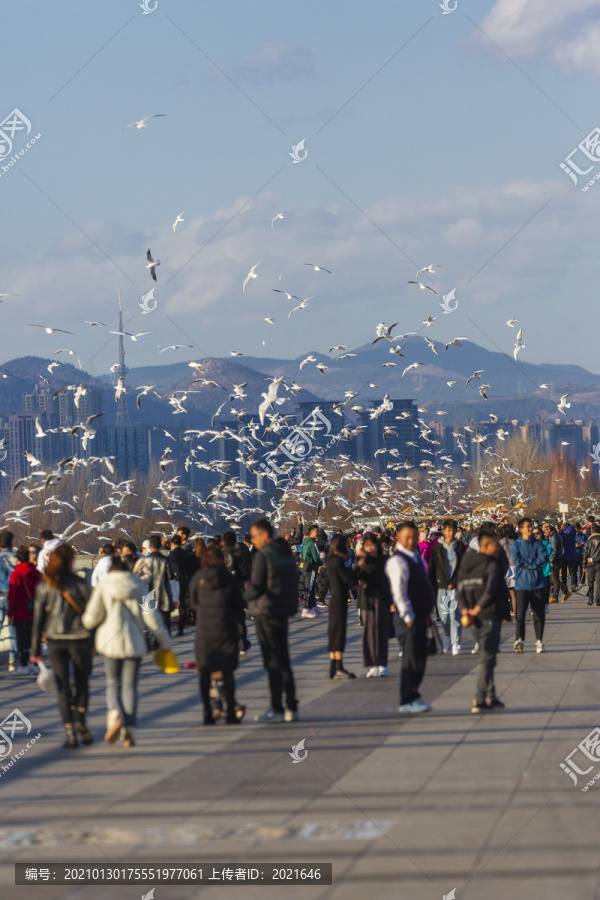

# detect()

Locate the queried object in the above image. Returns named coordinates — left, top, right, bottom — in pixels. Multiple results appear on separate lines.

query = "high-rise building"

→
left=115, top=291, right=130, bottom=426
left=94, top=422, right=150, bottom=478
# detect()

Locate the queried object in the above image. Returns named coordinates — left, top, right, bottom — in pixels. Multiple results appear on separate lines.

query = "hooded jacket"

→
left=301, top=536, right=320, bottom=570
left=456, top=549, right=511, bottom=622
left=191, top=564, right=245, bottom=671
left=8, top=561, right=41, bottom=622
left=245, top=538, right=299, bottom=618
left=512, top=536, right=548, bottom=590
left=133, top=552, right=172, bottom=612
left=560, top=525, right=577, bottom=562
left=83, top=570, right=171, bottom=658
left=31, top=572, right=90, bottom=657
left=547, top=530, right=563, bottom=564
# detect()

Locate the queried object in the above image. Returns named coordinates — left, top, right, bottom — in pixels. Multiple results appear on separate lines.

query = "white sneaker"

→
left=536, top=640, right=545, bottom=653
left=13, top=666, right=30, bottom=676
left=377, top=666, right=388, bottom=677
left=471, top=643, right=479, bottom=654
left=254, top=709, right=285, bottom=723
left=366, top=667, right=379, bottom=678
left=442, top=635, right=451, bottom=654
left=452, top=644, right=461, bottom=656
left=301, top=608, right=316, bottom=619
left=398, top=702, right=417, bottom=715
left=398, top=649, right=403, bottom=658
left=411, top=698, right=432, bottom=713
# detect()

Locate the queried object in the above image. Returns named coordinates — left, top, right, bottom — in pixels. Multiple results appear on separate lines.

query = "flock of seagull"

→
left=0, top=113, right=586, bottom=544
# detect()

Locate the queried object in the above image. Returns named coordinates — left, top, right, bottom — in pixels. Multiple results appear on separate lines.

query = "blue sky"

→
left=2, top=0, right=600, bottom=378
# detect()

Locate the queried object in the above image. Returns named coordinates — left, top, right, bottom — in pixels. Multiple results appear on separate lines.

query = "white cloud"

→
left=476, top=0, right=600, bottom=76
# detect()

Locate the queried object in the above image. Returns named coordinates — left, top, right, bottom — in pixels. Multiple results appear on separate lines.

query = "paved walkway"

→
left=1, top=592, right=600, bottom=900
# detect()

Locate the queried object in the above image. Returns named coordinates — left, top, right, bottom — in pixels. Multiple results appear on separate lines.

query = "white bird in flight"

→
left=299, top=355, right=316, bottom=370
left=557, top=393, right=571, bottom=416
left=124, top=114, right=166, bottom=131
left=271, top=211, right=292, bottom=228
left=243, top=262, right=261, bottom=291
left=258, top=376, right=285, bottom=425
left=415, top=264, right=441, bottom=278
left=146, top=249, right=160, bottom=282
left=402, top=362, right=422, bottom=378
left=304, top=263, right=332, bottom=274
left=289, top=298, right=309, bottom=317
left=28, top=324, right=73, bottom=334
left=114, top=377, right=126, bottom=403
left=513, top=327, right=525, bottom=361
left=172, top=213, right=184, bottom=232
left=507, top=319, right=517, bottom=327
left=110, top=330, right=153, bottom=342
left=408, top=281, right=437, bottom=294
left=264, top=318, right=275, bottom=325
left=159, top=344, right=193, bottom=353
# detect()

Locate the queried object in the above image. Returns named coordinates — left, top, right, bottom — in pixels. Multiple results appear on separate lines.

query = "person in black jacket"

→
left=356, top=533, right=393, bottom=677
left=325, top=534, right=356, bottom=680
left=245, top=518, right=299, bottom=723
left=169, top=534, right=192, bottom=637
left=456, top=526, right=511, bottom=714
left=428, top=520, right=465, bottom=655
left=222, top=530, right=252, bottom=654
left=190, top=544, right=246, bottom=725
left=583, top=525, right=600, bottom=606
left=30, top=544, right=92, bottom=748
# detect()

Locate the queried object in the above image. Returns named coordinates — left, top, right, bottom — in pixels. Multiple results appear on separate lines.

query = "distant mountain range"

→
left=1, top=339, right=599, bottom=426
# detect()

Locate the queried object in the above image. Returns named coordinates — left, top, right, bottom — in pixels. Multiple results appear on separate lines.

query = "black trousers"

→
left=199, top=669, right=235, bottom=718
left=161, top=610, right=171, bottom=635
left=303, top=568, right=318, bottom=609
left=549, top=563, right=562, bottom=599
left=254, top=616, right=297, bottom=714
left=561, top=559, right=578, bottom=591
left=47, top=639, right=90, bottom=725
left=515, top=589, right=545, bottom=642
left=587, top=565, right=600, bottom=602
left=397, top=618, right=428, bottom=706
left=14, top=620, right=32, bottom=667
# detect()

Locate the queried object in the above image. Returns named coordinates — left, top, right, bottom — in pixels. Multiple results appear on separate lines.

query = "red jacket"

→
left=8, top=562, right=41, bottom=622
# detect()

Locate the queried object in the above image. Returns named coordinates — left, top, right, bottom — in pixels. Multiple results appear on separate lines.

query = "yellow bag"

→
left=153, top=648, right=180, bottom=674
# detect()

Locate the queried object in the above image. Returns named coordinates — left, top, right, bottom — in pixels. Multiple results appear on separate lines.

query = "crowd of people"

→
left=0, top=512, right=597, bottom=747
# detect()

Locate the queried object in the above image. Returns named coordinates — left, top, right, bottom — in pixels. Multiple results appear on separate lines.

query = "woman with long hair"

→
left=190, top=544, right=246, bottom=725
left=356, top=533, right=393, bottom=677
left=82, top=556, right=171, bottom=748
left=325, top=534, right=356, bottom=679
left=30, top=545, right=92, bottom=748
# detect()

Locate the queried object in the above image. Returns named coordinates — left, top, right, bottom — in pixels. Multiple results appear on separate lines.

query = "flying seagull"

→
left=258, top=376, right=285, bottom=425
left=415, top=264, right=441, bottom=278
left=557, top=393, right=571, bottom=416
left=124, top=114, right=166, bottom=131
left=172, top=213, right=184, bottom=232
left=408, top=281, right=437, bottom=294
left=514, top=327, right=525, bottom=360
left=146, top=249, right=160, bottom=282
left=271, top=211, right=292, bottom=228
left=304, top=263, right=332, bottom=274
left=243, top=262, right=261, bottom=291
left=27, top=324, right=73, bottom=334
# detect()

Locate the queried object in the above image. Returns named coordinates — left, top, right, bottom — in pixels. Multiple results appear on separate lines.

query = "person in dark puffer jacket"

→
left=245, top=518, right=299, bottom=724
left=190, top=544, right=246, bottom=726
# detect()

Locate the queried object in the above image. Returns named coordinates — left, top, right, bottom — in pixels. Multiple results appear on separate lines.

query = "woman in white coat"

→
left=82, top=557, right=171, bottom=747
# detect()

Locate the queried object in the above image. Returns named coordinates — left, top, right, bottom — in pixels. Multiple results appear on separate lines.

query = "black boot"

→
left=204, top=712, right=216, bottom=725
left=329, top=659, right=336, bottom=679
left=63, top=724, right=79, bottom=748
left=334, top=660, right=356, bottom=680
left=74, top=711, right=94, bottom=745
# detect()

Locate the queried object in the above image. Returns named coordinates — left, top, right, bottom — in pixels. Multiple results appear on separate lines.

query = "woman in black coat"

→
left=356, top=534, right=392, bottom=677
left=189, top=544, right=245, bottom=725
left=325, top=534, right=356, bottom=680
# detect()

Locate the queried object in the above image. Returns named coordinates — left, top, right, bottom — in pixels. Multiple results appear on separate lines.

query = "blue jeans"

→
left=104, top=657, right=141, bottom=727
left=0, top=595, right=17, bottom=664
left=436, top=588, right=462, bottom=647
